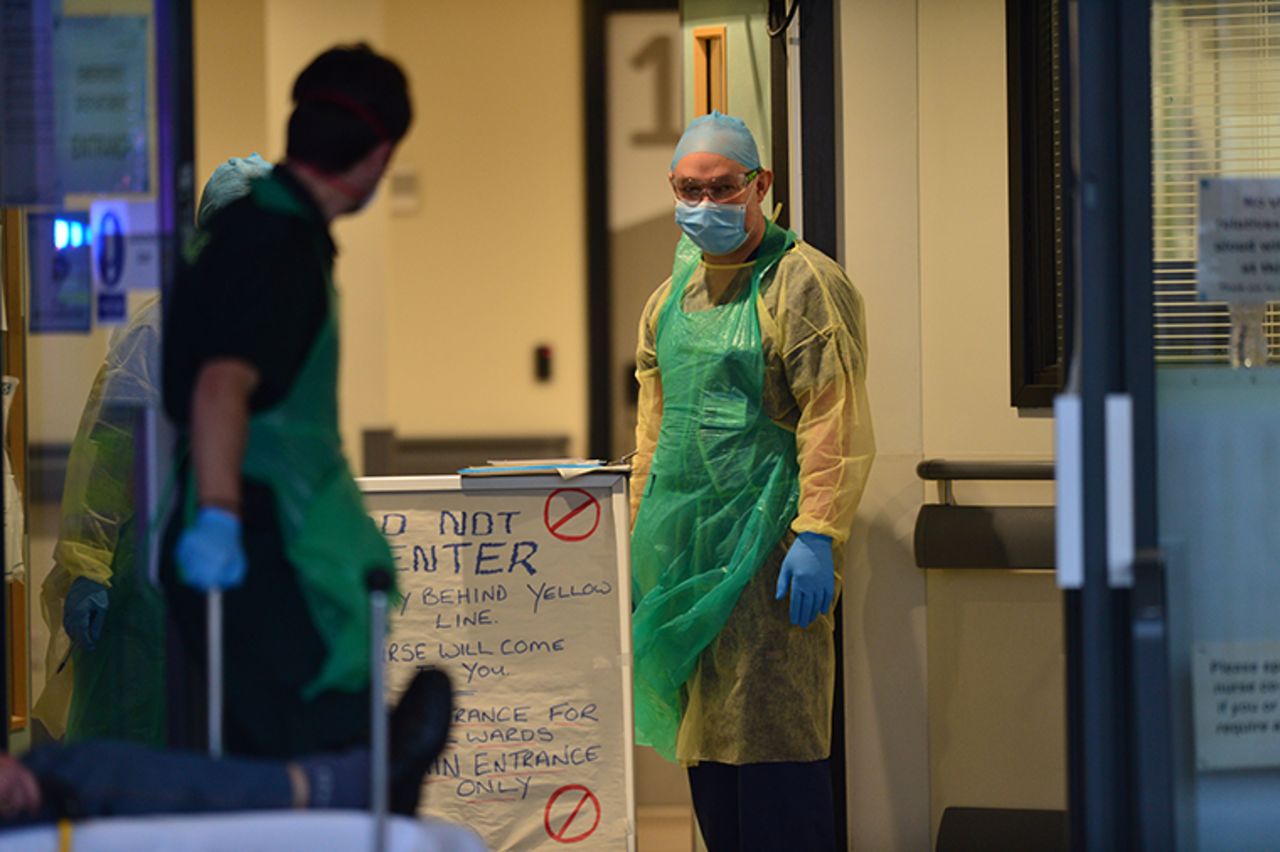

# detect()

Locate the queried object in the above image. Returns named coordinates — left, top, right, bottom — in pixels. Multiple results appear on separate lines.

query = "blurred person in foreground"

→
left=161, top=43, right=411, bottom=759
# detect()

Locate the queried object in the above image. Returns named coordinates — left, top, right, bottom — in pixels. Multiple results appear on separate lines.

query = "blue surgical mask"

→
left=674, top=199, right=749, bottom=256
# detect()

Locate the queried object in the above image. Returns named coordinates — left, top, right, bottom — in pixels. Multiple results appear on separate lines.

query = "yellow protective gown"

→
left=632, top=240, right=875, bottom=765
left=33, top=297, right=164, bottom=743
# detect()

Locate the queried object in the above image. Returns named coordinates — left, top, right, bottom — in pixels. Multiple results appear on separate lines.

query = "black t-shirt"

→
left=163, top=167, right=333, bottom=424
left=159, top=168, right=339, bottom=709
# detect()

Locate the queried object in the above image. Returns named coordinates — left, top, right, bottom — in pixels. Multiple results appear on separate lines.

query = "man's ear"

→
left=755, top=168, right=775, bottom=201
left=373, top=140, right=395, bottom=167
left=356, top=140, right=395, bottom=179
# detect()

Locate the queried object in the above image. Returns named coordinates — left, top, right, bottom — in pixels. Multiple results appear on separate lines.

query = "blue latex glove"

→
left=775, top=532, right=835, bottom=628
left=176, top=507, right=247, bottom=591
left=63, top=577, right=109, bottom=651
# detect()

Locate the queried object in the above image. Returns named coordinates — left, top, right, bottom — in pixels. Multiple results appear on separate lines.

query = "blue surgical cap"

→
left=670, top=111, right=762, bottom=171
left=197, top=153, right=273, bottom=227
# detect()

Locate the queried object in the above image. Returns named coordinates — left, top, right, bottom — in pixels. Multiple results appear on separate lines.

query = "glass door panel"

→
left=1, top=0, right=190, bottom=752
left=1151, top=3, right=1280, bottom=849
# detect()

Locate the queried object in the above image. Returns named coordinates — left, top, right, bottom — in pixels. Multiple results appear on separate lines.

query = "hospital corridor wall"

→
left=8, top=0, right=1074, bottom=848
left=197, top=0, right=591, bottom=474
left=839, top=0, right=1064, bottom=848
left=24, top=0, right=590, bottom=723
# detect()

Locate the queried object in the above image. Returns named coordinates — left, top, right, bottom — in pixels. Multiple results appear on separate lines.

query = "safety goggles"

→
left=670, top=168, right=762, bottom=204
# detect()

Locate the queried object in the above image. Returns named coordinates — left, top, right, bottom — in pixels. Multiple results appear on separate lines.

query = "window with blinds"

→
left=1153, top=1, right=1280, bottom=362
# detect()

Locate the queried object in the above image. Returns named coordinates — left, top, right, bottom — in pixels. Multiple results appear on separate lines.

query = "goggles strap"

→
left=296, top=90, right=390, bottom=141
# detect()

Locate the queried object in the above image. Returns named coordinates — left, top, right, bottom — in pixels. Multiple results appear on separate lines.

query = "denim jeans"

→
left=15, top=740, right=294, bottom=823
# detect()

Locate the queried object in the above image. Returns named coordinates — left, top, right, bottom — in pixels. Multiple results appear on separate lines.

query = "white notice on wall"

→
left=1192, top=641, right=1280, bottom=771
left=90, top=199, right=160, bottom=294
left=1198, top=178, right=1280, bottom=304
left=53, top=15, right=150, bottom=195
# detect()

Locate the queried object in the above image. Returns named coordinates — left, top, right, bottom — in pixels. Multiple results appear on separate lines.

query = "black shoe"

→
left=389, top=667, right=453, bottom=815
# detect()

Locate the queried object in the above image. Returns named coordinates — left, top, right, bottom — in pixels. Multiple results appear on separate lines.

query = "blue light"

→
left=54, top=219, right=69, bottom=251
left=69, top=221, right=84, bottom=248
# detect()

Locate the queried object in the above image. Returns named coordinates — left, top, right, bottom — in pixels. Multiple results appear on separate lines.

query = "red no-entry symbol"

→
left=544, top=784, right=602, bottom=844
left=544, top=489, right=601, bottom=542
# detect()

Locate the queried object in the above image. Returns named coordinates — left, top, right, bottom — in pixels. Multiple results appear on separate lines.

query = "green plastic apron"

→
left=66, top=516, right=166, bottom=744
left=631, top=221, right=801, bottom=761
left=184, top=175, right=395, bottom=699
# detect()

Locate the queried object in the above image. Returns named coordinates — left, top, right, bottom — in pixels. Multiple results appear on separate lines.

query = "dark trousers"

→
left=10, top=741, right=293, bottom=825
left=687, top=759, right=836, bottom=852
left=161, top=478, right=368, bottom=759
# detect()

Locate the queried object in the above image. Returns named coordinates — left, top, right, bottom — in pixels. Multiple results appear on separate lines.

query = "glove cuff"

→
left=196, top=505, right=242, bottom=529
left=200, top=497, right=242, bottom=515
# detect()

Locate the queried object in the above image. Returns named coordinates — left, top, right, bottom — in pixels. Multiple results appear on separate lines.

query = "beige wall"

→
left=839, top=1, right=931, bottom=849
left=926, top=569, right=1066, bottom=828
left=194, top=0, right=392, bottom=468
left=381, top=0, right=587, bottom=457
left=192, top=0, right=589, bottom=465
left=916, top=0, right=1064, bottom=838
left=193, top=0, right=268, bottom=189
left=840, top=0, right=1064, bottom=847
left=263, top=0, right=394, bottom=470
left=918, top=0, right=1053, bottom=463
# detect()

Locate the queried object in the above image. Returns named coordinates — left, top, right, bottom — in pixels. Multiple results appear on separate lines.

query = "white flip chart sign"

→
left=361, top=474, right=636, bottom=851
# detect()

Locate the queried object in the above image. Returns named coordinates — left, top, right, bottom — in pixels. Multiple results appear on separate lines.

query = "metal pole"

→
left=368, top=570, right=391, bottom=852
left=207, top=589, right=223, bottom=758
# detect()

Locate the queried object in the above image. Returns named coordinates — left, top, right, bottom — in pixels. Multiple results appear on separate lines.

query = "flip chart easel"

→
left=360, top=473, right=636, bottom=851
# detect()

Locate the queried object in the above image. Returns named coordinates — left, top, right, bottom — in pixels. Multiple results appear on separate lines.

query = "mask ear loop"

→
left=287, top=159, right=368, bottom=203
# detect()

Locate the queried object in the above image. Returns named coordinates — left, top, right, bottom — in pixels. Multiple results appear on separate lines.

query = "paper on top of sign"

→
left=459, top=459, right=630, bottom=479
left=487, top=459, right=600, bottom=467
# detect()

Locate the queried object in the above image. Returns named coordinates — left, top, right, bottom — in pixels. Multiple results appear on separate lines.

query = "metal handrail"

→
left=917, top=459, right=1054, bottom=507
left=916, top=459, right=1055, bottom=482
left=914, top=458, right=1057, bottom=570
